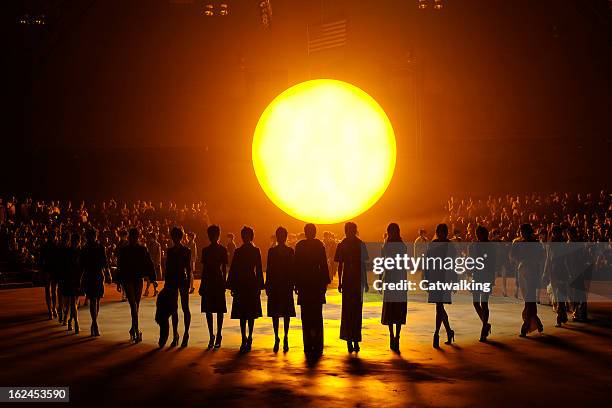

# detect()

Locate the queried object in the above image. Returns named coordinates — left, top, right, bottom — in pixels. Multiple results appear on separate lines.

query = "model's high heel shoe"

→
left=239, top=338, right=247, bottom=353
left=170, top=333, right=180, bottom=347
left=445, top=329, right=455, bottom=345
left=246, top=336, right=253, bottom=351
left=283, top=336, right=289, bottom=352
left=480, top=324, right=491, bottom=342
left=67, top=320, right=73, bottom=331
left=180, top=333, right=189, bottom=348
left=207, top=335, right=215, bottom=350
left=347, top=341, right=354, bottom=353
left=74, top=322, right=79, bottom=335
left=273, top=337, right=280, bottom=353
left=135, top=331, right=143, bottom=343
left=214, top=334, right=222, bottom=349
left=353, top=342, right=360, bottom=353
left=91, top=324, right=96, bottom=337
left=433, top=333, right=440, bottom=349
left=394, top=336, right=400, bottom=352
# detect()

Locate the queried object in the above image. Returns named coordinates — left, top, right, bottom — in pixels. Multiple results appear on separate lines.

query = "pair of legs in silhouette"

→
left=272, top=316, right=290, bottom=352
left=62, top=294, right=79, bottom=333
left=205, top=312, right=224, bottom=349
left=239, top=319, right=255, bottom=352
left=44, top=280, right=60, bottom=320
left=433, top=302, right=454, bottom=348
left=473, top=291, right=491, bottom=342
left=89, top=297, right=101, bottom=336
left=158, top=288, right=191, bottom=347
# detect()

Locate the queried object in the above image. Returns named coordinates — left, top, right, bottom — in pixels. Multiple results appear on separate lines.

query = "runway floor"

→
left=1, top=281, right=611, bottom=407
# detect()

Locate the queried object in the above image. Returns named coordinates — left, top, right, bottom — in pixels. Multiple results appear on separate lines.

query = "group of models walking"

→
left=40, top=219, right=568, bottom=354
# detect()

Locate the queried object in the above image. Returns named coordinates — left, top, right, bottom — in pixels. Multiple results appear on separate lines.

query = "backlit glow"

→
left=252, top=79, right=396, bottom=224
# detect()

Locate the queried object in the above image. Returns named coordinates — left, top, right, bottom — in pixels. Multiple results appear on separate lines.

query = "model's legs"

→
left=205, top=312, right=214, bottom=338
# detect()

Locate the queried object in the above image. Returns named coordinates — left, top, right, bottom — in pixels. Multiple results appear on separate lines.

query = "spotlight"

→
left=17, top=14, right=46, bottom=25
left=259, top=0, right=272, bottom=28
left=204, top=4, right=214, bottom=16
left=417, top=0, right=428, bottom=10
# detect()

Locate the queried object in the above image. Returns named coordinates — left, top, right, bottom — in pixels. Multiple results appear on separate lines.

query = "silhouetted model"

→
left=39, top=231, right=59, bottom=320
left=165, top=227, right=192, bottom=347
left=381, top=223, right=408, bottom=352
left=470, top=225, right=495, bottom=342
left=80, top=228, right=108, bottom=337
left=56, top=231, right=71, bottom=324
left=425, top=223, right=457, bottom=348
left=335, top=222, right=369, bottom=353
left=227, top=226, right=264, bottom=352
left=543, top=225, right=569, bottom=326
left=511, top=223, right=544, bottom=337
left=566, top=226, right=589, bottom=322
left=116, top=228, right=155, bottom=343
left=200, top=225, right=228, bottom=349
left=265, top=226, right=295, bottom=353
left=61, top=233, right=82, bottom=334
left=144, top=232, right=161, bottom=297
left=294, top=223, right=330, bottom=356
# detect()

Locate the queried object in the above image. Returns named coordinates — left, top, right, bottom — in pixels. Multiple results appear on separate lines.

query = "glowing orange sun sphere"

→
left=252, top=79, right=396, bottom=224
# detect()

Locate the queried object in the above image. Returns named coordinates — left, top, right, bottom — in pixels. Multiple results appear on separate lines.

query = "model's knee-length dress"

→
left=226, top=243, right=264, bottom=319
left=265, top=244, right=296, bottom=318
left=200, top=243, right=229, bottom=313
left=381, top=240, right=408, bottom=325
left=80, top=244, right=107, bottom=298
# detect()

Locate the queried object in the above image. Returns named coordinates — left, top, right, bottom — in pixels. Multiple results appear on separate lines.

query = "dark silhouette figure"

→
left=200, top=224, right=228, bottom=349
left=381, top=223, right=408, bottom=352
left=80, top=228, right=108, bottom=337
left=471, top=225, right=495, bottom=342
left=39, top=231, right=59, bottom=320
left=116, top=228, right=156, bottom=343
left=544, top=225, right=570, bottom=327
left=425, top=223, right=457, bottom=348
left=226, top=226, right=264, bottom=352
left=265, top=226, right=296, bottom=353
left=512, top=223, right=544, bottom=337
left=61, top=232, right=82, bottom=334
left=56, top=231, right=71, bottom=325
left=335, top=222, right=369, bottom=353
left=164, top=226, right=192, bottom=347
left=294, top=223, right=330, bottom=356
left=567, top=226, right=589, bottom=322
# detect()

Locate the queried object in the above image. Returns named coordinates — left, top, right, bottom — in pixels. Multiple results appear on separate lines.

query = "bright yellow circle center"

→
left=252, top=79, right=396, bottom=224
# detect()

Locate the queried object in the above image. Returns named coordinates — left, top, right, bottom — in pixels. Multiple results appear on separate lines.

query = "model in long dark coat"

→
left=226, top=226, right=264, bottom=352
left=425, top=224, right=457, bottom=348
left=80, top=229, right=108, bottom=337
left=265, top=226, right=295, bottom=352
left=294, top=224, right=330, bottom=356
left=334, top=222, right=368, bottom=352
left=199, top=224, right=228, bottom=349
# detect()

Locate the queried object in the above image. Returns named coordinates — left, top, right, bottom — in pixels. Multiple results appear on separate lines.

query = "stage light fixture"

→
left=259, top=0, right=272, bottom=28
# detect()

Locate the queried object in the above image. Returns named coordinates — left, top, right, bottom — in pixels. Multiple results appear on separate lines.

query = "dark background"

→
left=5, top=0, right=612, bottom=235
